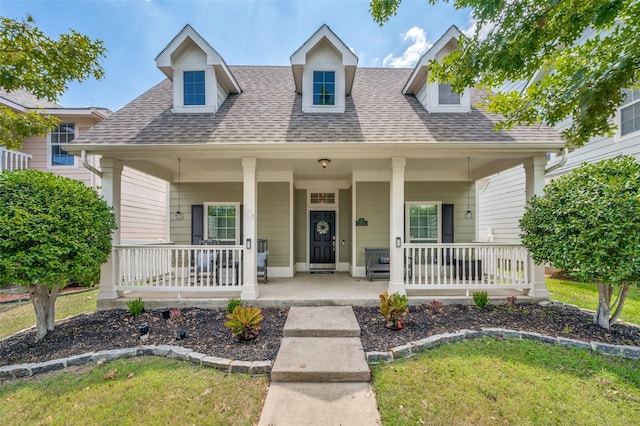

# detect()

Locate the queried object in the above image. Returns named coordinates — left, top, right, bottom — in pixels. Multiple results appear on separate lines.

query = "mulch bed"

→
left=1, top=303, right=638, bottom=367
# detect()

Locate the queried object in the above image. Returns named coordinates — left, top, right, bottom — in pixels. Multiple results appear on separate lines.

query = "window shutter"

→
left=191, top=204, right=203, bottom=245
left=442, top=204, right=454, bottom=243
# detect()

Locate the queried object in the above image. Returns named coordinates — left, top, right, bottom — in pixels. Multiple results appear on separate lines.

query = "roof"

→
left=71, top=66, right=562, bottom=146
left=0, top=88, right=62, bottom=109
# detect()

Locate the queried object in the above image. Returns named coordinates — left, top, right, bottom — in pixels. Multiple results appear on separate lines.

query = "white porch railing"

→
left=404, top=244, right=530, bottom=291
left=114, top=245, right=244, bottom=292
left=0, top=146, right=31, bottom=171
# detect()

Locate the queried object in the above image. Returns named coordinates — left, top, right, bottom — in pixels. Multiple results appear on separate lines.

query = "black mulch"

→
left=1, top=303, right=638, bottom=367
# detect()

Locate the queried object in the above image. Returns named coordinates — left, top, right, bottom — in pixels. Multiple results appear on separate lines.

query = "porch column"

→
left=241, top=157, right=259, bottom=300
left=99, top=158, right=123, bottom=300
left=524, top=156, right=548, bottom=298
left=389, top=157, right=406, bottom=295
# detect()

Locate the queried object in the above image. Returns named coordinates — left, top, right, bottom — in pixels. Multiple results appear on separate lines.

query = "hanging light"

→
left=318, top=159, right=331, bottom=168
left=175, top=157, right=184, bottom=220
left=465, top=157, right=473, bottom=220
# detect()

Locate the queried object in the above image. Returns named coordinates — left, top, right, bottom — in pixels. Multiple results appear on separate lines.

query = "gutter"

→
left=81, top=150, right=102, bottom=178
left=545, top=147, right=568, bottom=174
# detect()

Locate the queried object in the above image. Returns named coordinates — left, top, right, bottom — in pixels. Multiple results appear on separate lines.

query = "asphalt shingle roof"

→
left=72, top=66, right=562, bottom=146
left=0, top=88, right=62, bottom=109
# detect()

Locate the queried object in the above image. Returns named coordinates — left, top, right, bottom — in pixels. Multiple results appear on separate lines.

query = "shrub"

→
left=227, top=297, right=243, bottom=314
left=169, top=308, right=182, bottom=322
left=379, top=291, right=409, bottom=329
left=429, top=299, right=444, bottom=314
left=473, top=291, right=490, bottom=309
left=506, top=295, right=518, bottom=308
left=224, top=305, right=263, bottom=340
left=126, top=298, right=145, bottom=316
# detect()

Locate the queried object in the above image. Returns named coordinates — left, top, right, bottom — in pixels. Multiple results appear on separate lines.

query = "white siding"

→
left=217, top=78, right=229, bottom=109
left=120, top=167, right=168, bottom=244
left=477, top=166, right=525, bottom=243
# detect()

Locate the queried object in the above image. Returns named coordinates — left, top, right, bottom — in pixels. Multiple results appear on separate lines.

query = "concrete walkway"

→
left=258, top=306, right=381, bottom=425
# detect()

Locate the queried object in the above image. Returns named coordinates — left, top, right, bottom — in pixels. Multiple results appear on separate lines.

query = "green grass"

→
left=373, top=338, right=640, bottom=426
left=547, top=278, right=640, bottom=325
left=0, top=288, right=98, bottom=339
left=0, top=356, right=268, bottom=426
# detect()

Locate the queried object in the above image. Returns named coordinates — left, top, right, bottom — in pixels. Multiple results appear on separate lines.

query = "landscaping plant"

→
left=428, top=299, right=443, bottom=314
left=0, top=170, right=117, bottom=341
left=227, top=297, right=243, bottom=314
left=224, top=305, right=263, bottom=340
left=520, top=156, right=640, bottom=329
left=126, top=298, right=144, bottom=316
left=472, top=291, right=490, bottom=309
left=379, top=291, right=409, bottom=329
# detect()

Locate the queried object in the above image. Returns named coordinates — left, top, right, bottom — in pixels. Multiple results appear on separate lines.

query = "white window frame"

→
left=438, top=83, right=461, bottom=105
left=405, top=201, right=442, bottom=244
left=615, top=89, right=640, bottom=142
left=48, top=123, right=77, bottom=169
left=426, top=80, right=470, bottom=113
left=203, top=202, right=241, bottom=244
left=173, top=66, right=216, bottom=114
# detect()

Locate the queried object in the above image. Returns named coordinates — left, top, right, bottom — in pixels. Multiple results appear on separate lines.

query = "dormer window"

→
left=184, top=71, right=205, bottom=106
left=438, top=83, right=460, bottom=105
left=620, top=89, right=640, bottom=137
left=313, top=71, right=335, bottom=106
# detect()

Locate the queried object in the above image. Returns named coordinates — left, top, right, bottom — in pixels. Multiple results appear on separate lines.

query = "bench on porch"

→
left=365, top=248, right=390, bottom=281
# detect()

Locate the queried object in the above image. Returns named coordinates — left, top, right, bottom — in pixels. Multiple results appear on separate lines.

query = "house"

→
left=478, top=27, right=640, bottom=243
left=65, top=24, right=564, bottom=306
left=0, top=88, right=169, bottom=244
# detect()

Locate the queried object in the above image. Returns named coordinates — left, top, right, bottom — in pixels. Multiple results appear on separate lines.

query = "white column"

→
left=388, top=157, right=406, bottom=295
left=524, top=156, right=548, bottom=298
left=241, top=157, right=259, bottom=300
left=98, top=158, right=123, bottom=300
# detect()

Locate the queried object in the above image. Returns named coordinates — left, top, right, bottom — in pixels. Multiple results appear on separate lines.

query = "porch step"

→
left=271, top=336, right=371, bottom=382
left=283, top=306, right=361, bottom=337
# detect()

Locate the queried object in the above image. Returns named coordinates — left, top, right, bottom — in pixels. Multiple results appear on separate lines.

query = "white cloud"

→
left=382, top=26, right=432, bottom=68
left=462, top=16, right=495, bottom=40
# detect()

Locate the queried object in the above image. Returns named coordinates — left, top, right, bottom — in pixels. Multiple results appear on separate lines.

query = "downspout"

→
left=81, top=150, right=102, bottom=178
left=545, top=147, right=568, bottom=174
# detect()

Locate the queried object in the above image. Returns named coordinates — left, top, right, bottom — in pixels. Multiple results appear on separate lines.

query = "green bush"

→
left=224, top=305, right=263, bottom=340
left=227, top=297, right=243, bottom=314
left=126, top=298, right=145, bottom=316
left=473, top=291, right=490, bottom=309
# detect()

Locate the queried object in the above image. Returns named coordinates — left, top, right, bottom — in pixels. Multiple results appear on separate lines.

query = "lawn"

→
left=0, top=288, right=98, bottom=339
left=372, top=338, right=640, bottom=426
left=547, top=278, right=640, bottom=325
left=0, top=356, right=268, bottom=426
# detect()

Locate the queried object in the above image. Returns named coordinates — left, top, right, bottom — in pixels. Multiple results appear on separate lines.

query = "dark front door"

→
left=309, top=210, right=336, bottom=268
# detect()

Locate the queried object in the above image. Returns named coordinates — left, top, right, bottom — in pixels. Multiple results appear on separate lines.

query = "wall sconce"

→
left=246, top=238, right=252, bottom=250
left=396, top=237, right=402, bottom=248
left=318, top=159, right=331, bottom=169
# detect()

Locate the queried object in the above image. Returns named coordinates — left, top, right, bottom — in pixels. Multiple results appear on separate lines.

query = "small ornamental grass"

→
left=472, top=291, right=490, bottom=309
left=126, top=298, right=144, bottom=316
left=227, top=297, right=244, bottom=314
left=224, top=305, right=263, bottom=340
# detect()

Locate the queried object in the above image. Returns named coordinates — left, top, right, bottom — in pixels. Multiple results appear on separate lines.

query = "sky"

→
left=1, top=0, right=476, bottom=112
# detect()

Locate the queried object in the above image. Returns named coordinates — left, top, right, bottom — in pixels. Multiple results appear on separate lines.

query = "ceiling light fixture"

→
left=318, top=159, right=331, bottom=169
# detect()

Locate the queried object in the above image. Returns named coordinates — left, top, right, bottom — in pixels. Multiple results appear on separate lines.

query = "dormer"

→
left=156, top=25, right=241, bottom=114
left=402, top=26, right=470, bottom=113
left=290, top=24, right=358, bottom=114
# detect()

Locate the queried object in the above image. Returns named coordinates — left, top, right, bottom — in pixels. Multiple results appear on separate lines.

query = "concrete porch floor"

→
left=97, top=272, right=543, bottom=310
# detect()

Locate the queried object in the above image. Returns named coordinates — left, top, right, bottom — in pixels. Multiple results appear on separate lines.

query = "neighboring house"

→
left=478, top=27, right=640, bottom=243
left=0, top=88, right=169, bottom=244
left=66, top=24, right=564, bottom=304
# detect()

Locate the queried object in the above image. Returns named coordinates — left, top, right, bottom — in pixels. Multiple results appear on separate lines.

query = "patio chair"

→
left=257, top=239, right=268, bottom=283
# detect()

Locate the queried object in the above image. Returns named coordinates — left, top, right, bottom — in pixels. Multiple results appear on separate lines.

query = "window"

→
left=204, top=203, right=239, bottom=244
left=183, top=70, right=205, bottom=106
left=313, top=71, right=335, bottom=105
left=620, top=89, right=640, bottom=136
left=310, top=192, right=335, bottom=204
left=406, top=202, right=441, bottom=243
left=50, top=123, right=75, bottom=166
left=438, top=83, right=460, bottom=105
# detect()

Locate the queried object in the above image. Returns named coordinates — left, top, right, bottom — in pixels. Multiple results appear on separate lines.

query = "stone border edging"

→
left=0, top=345, right=272, bottom=381
left=365, top=328, right=640, bottom=364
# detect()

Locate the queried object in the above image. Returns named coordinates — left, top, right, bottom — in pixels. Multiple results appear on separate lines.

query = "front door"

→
left=309, top=210, right=336, bottom=269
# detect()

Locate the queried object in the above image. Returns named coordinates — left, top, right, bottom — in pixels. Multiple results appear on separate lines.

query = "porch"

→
left=0, top=146, right=31, bottom=171
left=97, top=243, right=543, bottom=310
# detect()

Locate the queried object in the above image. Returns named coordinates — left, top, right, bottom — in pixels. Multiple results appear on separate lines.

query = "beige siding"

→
left=294, top=188, right=307, bottom=263
left=258, top=182, right=290, bottom=267
left=405, top=181, right=475, bottom=243
left=338, top=188, right=351, bottom=263
left=169, top=182, right=243, bottom=244
left=120, top=167, right=168, bottom=243
left=477, top=166, right=526, bottom=243
left=355, top=182, right=389, bottom=267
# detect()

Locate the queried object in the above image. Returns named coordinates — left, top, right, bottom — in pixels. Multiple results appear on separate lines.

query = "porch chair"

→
left=195, top=239, right=220, bottom=284
left=257, top=239, right=268, bottom=283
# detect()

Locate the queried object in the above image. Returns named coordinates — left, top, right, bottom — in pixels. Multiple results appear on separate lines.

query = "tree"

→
left=519, top=157, right=640, bottom=329
left=0, top=15, right=105, bottom=150
left=0, top=170, right=117, bottom=341
left=370, top=0, right=640, bottom=148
